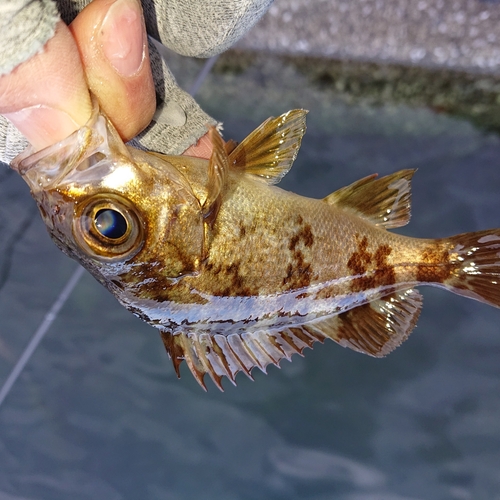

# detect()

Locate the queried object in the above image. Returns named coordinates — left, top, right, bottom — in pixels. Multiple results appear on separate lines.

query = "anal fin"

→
left=159, top=289, right=422, bottom=390
left=324, top=288, right=423, bottom=357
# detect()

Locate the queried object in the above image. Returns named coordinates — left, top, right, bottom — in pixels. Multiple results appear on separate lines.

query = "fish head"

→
left=11, top=103, right=205, bottom=290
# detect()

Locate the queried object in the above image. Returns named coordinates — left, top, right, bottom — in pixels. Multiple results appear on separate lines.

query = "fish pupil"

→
left=94, top=209, right=128, bottom=239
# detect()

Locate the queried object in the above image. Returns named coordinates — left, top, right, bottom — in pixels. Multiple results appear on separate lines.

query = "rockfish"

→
left=11, top=102, right=500, bottom=390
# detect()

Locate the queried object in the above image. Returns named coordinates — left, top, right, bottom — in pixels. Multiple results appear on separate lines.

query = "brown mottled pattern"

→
left=238, top=222, right=246, bottom=238
left=189, top=176, right=330, bottom=297
left=415, top=242, right=454, bottom=283
left=185, top=174, right=436, bottom=302
left=347, top=235, right=396, bottom=292
left=203, top=259, right=258, bottom=297
left=282, top=214, right=316, bottom=290
left=119, top=263, right=208, bottom=305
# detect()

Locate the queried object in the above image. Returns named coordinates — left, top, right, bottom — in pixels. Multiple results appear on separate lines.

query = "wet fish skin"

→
left=11, top=101, right=500, bottom=390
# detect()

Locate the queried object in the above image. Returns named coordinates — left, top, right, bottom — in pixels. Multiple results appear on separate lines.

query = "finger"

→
left=70, top=0, right=156, bottom=141
left=0, top=21, right=92, bottom=152
left=182, top=133, right=213, bottom=159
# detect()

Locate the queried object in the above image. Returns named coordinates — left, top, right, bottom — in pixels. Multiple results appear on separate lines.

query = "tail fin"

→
left=445, top=229, right=500, bottom=308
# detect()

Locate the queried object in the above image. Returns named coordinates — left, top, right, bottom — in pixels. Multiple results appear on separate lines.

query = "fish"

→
left=11, top=99, right=500, bottom=390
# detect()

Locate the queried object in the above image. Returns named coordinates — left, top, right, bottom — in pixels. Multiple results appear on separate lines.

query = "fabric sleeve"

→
left=129, top=40, right=218, bottom=155
left=134, top=0, right=274, bottom=154
left=0, top=0, right=60, bottom=77
left=143, top=0, right=274, bottom=58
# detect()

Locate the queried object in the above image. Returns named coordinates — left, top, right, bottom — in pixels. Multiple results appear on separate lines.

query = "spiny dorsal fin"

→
left=159, top=288, right=422, bottom=390
left=202, top=126, right=229, bottom=225
left=228, top=109, right=308, bottom=184
left=324, top=169, right=415, bottom=229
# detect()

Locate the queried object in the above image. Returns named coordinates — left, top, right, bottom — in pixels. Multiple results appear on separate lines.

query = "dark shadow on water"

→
left=217, top=50, right=500, bottom=137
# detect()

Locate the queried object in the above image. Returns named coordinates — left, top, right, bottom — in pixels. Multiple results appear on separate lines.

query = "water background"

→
left=1, top=52, right=500, bottom=500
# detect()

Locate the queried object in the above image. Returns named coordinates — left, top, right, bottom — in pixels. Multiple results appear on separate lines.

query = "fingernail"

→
left=4, top=105, right=80, bottom=151
left=101, top=0, right=145, bottom=77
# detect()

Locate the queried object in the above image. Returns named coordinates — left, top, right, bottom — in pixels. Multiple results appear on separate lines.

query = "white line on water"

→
left=0, top=51, right=217, bottom=409
left=0, top=266, right=85, bottom=407
left=189, top=56, right=219, bottom=96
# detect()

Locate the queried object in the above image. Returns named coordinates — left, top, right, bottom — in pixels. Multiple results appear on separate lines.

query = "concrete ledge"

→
left=214, top=50, right=500, bottom=133
left=238, top=0, right=500, bottom=76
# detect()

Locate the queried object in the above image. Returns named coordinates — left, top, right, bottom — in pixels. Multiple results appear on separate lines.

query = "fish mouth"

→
left=10, top=96, right=130, bottom=193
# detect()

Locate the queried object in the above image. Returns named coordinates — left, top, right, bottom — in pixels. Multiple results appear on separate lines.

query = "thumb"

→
left=69, top=0, right=156, bottom=141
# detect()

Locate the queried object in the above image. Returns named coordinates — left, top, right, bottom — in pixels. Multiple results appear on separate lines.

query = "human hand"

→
left=0, top=0, right=274, bottom=164
left=0, top=0, right=155, bottom=153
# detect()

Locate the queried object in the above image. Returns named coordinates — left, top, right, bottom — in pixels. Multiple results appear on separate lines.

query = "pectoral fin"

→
left=202, top=126, right=230, bottom=225
left=160, top=288, right=422, bottom=390
left=228, top=109, right=308, bottom=184
left=324, top=169, right=415, bottom=229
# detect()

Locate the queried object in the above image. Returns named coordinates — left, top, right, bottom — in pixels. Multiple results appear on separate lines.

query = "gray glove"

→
left=0, top=0, right=274, bottom=164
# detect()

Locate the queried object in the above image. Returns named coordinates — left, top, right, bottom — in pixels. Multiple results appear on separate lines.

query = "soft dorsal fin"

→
left=160, top=288, right=422, bottom=390
left=228, top=109, right=308, bottom=184
left=324, top=169, right=415, bottom=229
left=202, top=126, right=229, bottom=224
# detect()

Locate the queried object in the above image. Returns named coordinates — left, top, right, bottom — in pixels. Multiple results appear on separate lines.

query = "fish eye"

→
left=74, top=195, right=144, bottom=260
left=94, top=209, right=128, bottom=240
